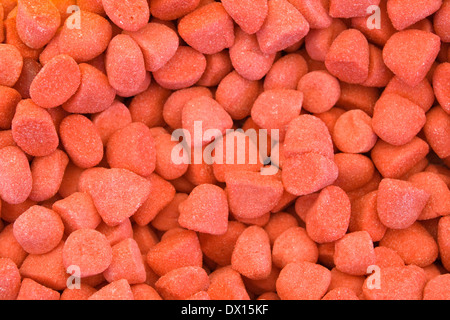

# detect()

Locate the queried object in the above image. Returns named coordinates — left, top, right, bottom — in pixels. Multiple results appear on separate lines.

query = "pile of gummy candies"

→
left=0, top=0, right=450, bottom=300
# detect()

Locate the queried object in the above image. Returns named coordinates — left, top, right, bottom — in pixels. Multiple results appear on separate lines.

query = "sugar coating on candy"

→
left=283, top=115, right=334, bottom=160
left=282, top=153, right=338, bottom=196
left=0, top=86, right=21, bottom=130
left=12, top=59, right=40, bottom=100
left=62, top=63, right=116, bottom=114
left=230, top=226, right=272, bottom=280
left=0, top=4, right=3, bottom=43
left=182, top=96, right=233, bottom=147
left=102, top=0, right=149, bottom=32
left=376, top=178, right=430, bottom=229
left=0, top=225, right=27, bottom=268
left=363, top=44, right=393, bottom=87
left=16, top=278, right=60, bottom=300
left=0, top=130, right=16, bottom=151
left=16, top=0, right=60, bottom=49
left=256, top=0, right=309, bottom=55
left=29, top=54, right=81, bottom=109
left=103, top=238, right=146, bottom=284
left=59, top=114, right=103, bottom=169
left=164, top=87, right=212, bottom=130
left=207, top=266, right=250, bottom=300
left=434, top=1, right=450, bottom=42
left=150, top=0, right=200, bottom=20
left=270, top=189, right=298, bottom=213
left=333, top=110, right=377, bottom=154
left=349, top=191, right=387, bottom=242
left=383, top=77, right=435, bottom=113
left=198, top=221, right=246, bottom=266
left=333, top=153, right=375, bottom=192
left=132, top=224, right=158, bottom=255
left=336, top=83, right=379, bottom=116
left=305, top=18, right=347, bottom=62
left=105, top=34, right=147, bottom=95
left=294, top=193, right=319, bottom=222
left=251, top=89, right=303, bottom=142
left=91, top=101, right=132, bottom=145
left=52, top=192, right=102, bottom=233
left=374, top=246, right=405, bottom=268
left=38, top=27, right=61, bottom=66
left=0, top=44, right=23, bottom=87
left=276, top=261, right=331, bottom=300
left=325, top=29, right=370, bottom=84
left=19, top=241, right=68, bottom=291
left=4, top=13, right=43, bottom=61
left=57, top=161, right=84, bottom=199
left=383, top=29, right=441, bottom=87
left=11, top=99, right=59, bottom=157
left=244, top=265, right=280, bottom=295
left=197, top=50, right=233, bottom=87
left=106, top=122, right=156, bottom=177
left=380, top=222, right=439, bottom=267
left=178, top=2, right=235, bottom=55
left=298, top=71, right=340, bottom=114
left=387, top=0, right=442, bottom=31
left=423, top=106, right=450, bottom=159
left=322, top=287, right=359, bottom=300
left=232, top=210, right=271, bottom=227
left=0, top=258, right=21, bottom=300
left=151, top=193, right=187, bottom=232
left=372, top=93, right=426, bottom=146
left=155, top=266, right=210, bottom=300
left=134, top=173, right=176, bottom=227
left=59, top=11, right=112, bottom=63
left=96, top=219, right=133, bottom=247
left=305, top=185, right=351, bottom=243
left=153, top=46, right=206, bottom=90
left=329, top=0, right=380, bottom=18
left=76, top=0, right=105, bottom=15
left=328, top=267, right=365, bottom=296
left=264, top=53, right=308, bottom=91
left=423, top=274, right=450, bottom=300
left=125, top=23, right=179, bottom=72
left=221, top=0, right=267, bottom=34
left=371, top=137, right=430, bottom=179
left=128, top=82, right=172, bottom=129
left=288, top=0, right=332, bottom=30
left=153, top=133, right=189, bottom=181
left=439, top=216, right=450, bottom=272
left=1, top=0, right=449, bottom=302
left=13, top=205, right=64, bottom=255
left=62, top=229, right=112, bottom=277
left=29, top=149, right=69, bottom=202
left=0, top=146, right=32, bottom=205
left=88, top=279, right=134, bottom=300
left=61, top=283, right=97, bottom=301
left=408, top=172, right=450, bottom=220
left=177, top=184, right=227, bottom=235
left=363, top=265, right=427, bottom=300
left=272, top=227, right=318, bottom=269
left=225, top=170, right=283, bottom=219
left=216, top=71, right=261, bottom=120
left=80, top=168, right=151, bottom=227
left=131, top=284, right=162, bottom=300
left=229, top=27, right=276, bottom=81
left=433, top=63, right=450, bottom=114
left=115, top=71, right=151, bottom=98
left=334, top=231, right=376, bottom=276
left=146, top=229, right=203, bottom=276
